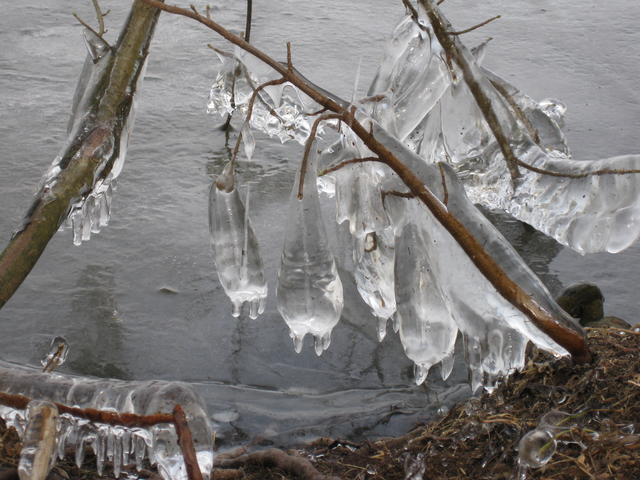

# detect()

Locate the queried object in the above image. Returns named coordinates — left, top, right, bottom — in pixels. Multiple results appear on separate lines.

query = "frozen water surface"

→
left=1, top=0, right=639, bottom=447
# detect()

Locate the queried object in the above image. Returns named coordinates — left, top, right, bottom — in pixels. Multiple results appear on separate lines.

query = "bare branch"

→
left=244, top=0, right=253, bottom=42
left=286, top=41, right=293, bottom=72
left=438, top=163, right=449, bottom=206
left=318, top=157, right=381, bottom=177
left=91, top=0, right=107, bottom=36
left=72, top=12, right=104, bottom=41
left=448, top=15, right=501, bottom=36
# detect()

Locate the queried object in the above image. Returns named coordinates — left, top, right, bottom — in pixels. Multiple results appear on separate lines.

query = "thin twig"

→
left=72, top=13, right=104, bottom=42
left=318, top=157, right=381, bottom=176
left=298, top=113, right=343, bottom=199
left=91, top=0, right=107, bottom=36
left=516, top=160, right=640, bottom=179
left=381, top=190, right=416, bottom=202
left=230, top=78, right=287, bottom=166
left=287, top=42, right=293, bottom=71
left=438, top=163, right=449, bottom=206
left=448, top=15, right=501, bottom=36
left=244, top=0, right=252, bottom=42
left=490, top=78, right=540, bottom=144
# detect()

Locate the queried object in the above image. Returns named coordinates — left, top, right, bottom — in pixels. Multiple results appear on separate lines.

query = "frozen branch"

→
left=140, top=0, right=590, bottom=363
left=0, top=0, right=162, bottom=310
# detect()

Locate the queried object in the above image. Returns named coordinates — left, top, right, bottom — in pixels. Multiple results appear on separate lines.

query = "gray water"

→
left=1, top=1, right=639, bottom=447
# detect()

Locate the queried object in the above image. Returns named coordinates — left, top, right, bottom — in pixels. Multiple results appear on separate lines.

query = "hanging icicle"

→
left=276, top=141, right=344, bottom=356
left=209, top=162, right=267, bottom=319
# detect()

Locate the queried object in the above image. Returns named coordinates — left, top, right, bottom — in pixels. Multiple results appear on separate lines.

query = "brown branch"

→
left=420, top=0, right=521, bottom=184
left=516, top=160, right=640, bottom=179
left=41, top=342, right=66, bottom=373
left=138, top=0, right=590, bottom=362
left=286, top=41, right=293, bottom=72
left=0, top=391, right=173, bottom=428
left=318, top=157, right=381, bottom=177
left=72, top=12, right=104, bottom=42
left=173, top=405, right=204, bottom=480
left=447, top=15, right=501, bottom=36
left=382, top=190, right=415, bottom=202
left=298, top=113, right=343, bottom=199
left=216, top=448, right=339, bottom=480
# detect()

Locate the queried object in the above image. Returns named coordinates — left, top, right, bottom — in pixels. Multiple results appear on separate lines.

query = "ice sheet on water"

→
left=276, top=141, right=344, bottom=356
left=0, top=362, right=214, bottom=480
left=209, top=162, right=267, bottom=319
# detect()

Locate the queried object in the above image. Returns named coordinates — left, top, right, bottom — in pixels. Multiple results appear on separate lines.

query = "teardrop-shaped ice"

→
left=394, top=220, right=458, bottom=386
left=276, top=142, right=344, bottom=355
left=209, top=162, right=268, bottom=319
left=353, top=228, right=396, bottom=327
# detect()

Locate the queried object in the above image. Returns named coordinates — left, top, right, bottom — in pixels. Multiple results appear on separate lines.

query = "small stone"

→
left=555, top=283, right=604, bottom=326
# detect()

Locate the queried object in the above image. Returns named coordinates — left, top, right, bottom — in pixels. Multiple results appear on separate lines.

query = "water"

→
left=1, top=0, right=639, bottom=447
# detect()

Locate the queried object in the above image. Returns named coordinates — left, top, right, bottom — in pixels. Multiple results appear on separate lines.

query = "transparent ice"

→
left=276, top=142, right=344, bottom=356
left=0, top=361, right=214, bottom=480
left=18, top=401, right=59, bottom=480
left=40, top=336, right=69, bottom=373
left=209, top=162, right=267, bottom=319
left=33, top=28, right=141, bottom=246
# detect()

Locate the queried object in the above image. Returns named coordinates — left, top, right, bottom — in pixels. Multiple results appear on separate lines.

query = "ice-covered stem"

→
left=318, top=157, right=381, bottom=177
left=0, top=0, right=162, bottom=311
left=419, top=0, right=521, bottom=183
left=298, top=113, right=343, bottom=199
left=0, top=391, right=203, bottom=480
left=173, top=405, right=203, bottom=480
left=447, top=15, right=501, bottom=36
left=230, top=77, right=286, bottom=167
left=139, top=0, right=590, bottom=363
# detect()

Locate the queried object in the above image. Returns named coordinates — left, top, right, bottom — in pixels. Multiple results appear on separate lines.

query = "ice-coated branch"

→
left=0, top=0, right=162, bottom=310
left=0, top=391, right=203, bottom=480
left=318, top=157, right=381, bottom=177
left=140, top=0, right=590, bottom=362
left=419, top=0, right=521, bottom=183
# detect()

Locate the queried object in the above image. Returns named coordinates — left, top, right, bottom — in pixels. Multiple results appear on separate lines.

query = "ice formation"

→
left=35, top=28, right=142, bottom=246
left=0, top=362, right=214, bottom=480
left=40, top=336, right=69, bottom=373
left=276, top=142, right=344, bottom=355
left=202, top=5, right=606, bottom=390
left=369, top=5, right=640, bottom=255
left=18, top=401, right=59, bottom=480
left=209, top=162, right=267, bottom=319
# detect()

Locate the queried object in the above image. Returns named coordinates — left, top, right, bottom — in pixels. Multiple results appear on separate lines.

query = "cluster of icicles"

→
left=206, top=2, right=640, bottom=389
left=0, top=360, right=214, bottom=480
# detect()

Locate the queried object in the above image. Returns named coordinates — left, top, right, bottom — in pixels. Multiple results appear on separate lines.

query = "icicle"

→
left=276, top=141, right=344, bottom=356
left=465, top=335, right=483, bottom=393
left=394, top=214, right=457, bottom=386
left=18, top=401, right=59, bottom=480
left=353, top=229, right=396, bottom=326
left=440, top=350, right=454, bottom=381
left=209, top=162, right=268, bottom=319
left=241, top=122, right=256, bottom=162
